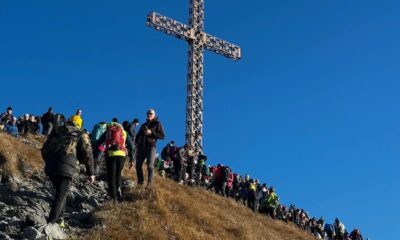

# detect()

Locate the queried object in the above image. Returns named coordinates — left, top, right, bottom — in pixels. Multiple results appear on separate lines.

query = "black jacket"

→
left=41, top=111, right=55, bottom=125
left=135, top=118, right=165, bottom=148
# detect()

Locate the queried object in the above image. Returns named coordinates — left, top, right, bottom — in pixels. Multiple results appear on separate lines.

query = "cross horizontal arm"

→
left=147, top=12, right=194, bottom=41
left=204, top=33, right=242, bottom=60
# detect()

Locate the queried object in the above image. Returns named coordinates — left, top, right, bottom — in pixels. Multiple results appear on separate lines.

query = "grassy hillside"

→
left=87, top=172, right=317, bottom=240
left=0, top=133, right=316, bottom=240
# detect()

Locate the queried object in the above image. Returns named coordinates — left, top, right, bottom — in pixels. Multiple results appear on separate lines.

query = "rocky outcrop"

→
left=0, top=166, right=108, bottom=240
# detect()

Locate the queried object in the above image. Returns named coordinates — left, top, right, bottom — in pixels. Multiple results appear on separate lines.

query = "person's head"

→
left=29, top=114, right=35, bottom=122
left=146, top=108, right=156, bottom=121
left=76, top=109, right=82, bottom=116
left=122, top=121, right=129, bottom=128
left=48, top=107, right=53, bottom=113
left=245, top=174, right=250, bottom=181
left=335, top=218, right=340, bottom=224
left=112, top=117, right=119, bottom=123
left=169, top=140, right=175, bottom=146
left=269, top=186, right=275, bottom=193
left=24, top=114, right=29, bottom=120
left=6, top=106, right=12, bottom=114
left=132, top=118, right=139, bottom=126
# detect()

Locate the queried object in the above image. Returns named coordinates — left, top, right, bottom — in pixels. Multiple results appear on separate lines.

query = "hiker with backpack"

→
left=96, top=118, right=134, bottom=202
left=134, top=109, right=165, bottom=187
left=90, top=121, right=107, bottom=175
left=41, top=120, right=95, bottom=227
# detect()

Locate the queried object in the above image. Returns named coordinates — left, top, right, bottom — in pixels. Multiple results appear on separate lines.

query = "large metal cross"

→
left=147, top=0, right=241, bottom=154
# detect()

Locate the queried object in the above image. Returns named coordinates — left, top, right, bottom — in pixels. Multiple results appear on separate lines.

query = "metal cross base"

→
left=147, top=0, right=241, bottom=155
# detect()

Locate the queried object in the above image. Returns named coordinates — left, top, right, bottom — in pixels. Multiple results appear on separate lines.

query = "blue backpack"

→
left=91, top=123, right=107, bottom=142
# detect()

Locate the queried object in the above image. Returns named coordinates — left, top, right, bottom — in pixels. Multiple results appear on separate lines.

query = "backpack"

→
left=324, top=224, right=334, bottom=233
left=91, top=123, right=106, bottom=142
left=221, top=167, right=230, bottom=182
left=105, top=124, right=126, bottom=152
left=161, top=144, right=171, bottom=160
left=169, top=146, right=180, bottom=159
left=42, top=125, right=82, bottom=159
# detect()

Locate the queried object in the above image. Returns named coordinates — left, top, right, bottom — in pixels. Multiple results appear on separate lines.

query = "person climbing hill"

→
left=41, top=120, right=95, bottom=227
left=96, top=118, right=134, bottom=202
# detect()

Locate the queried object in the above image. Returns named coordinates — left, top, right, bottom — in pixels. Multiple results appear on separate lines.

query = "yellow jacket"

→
left=70, top=115, right=83, bottom=129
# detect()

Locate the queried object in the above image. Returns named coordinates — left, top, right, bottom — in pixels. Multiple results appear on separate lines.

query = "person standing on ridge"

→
left=0, top=106, right=14, bottom=124
left=134, top=109, right=165, bottom=187
left=69, top=109, right=83, bottom=129
left=41, top=120, right=95, bottom=227
left=41, top=107, right=55, bottom=136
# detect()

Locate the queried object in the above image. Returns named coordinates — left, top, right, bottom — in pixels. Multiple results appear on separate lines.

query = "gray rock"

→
left=0, top=232, right=12, bottom=240
left=80, top=202, right=95, bottom=212
left=87, top=196, right=99, bottom=207
left=23, top=226, right=43, bottom=240
left=25, top=211, right=47, bottom=226
left=44, top=223, right=67, bottom=240
left=0, top=220, right=8, bottom=232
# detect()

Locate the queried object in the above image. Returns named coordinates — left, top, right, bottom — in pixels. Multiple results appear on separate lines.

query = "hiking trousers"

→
left=106, top=156, right=126, bottom=201
left=173, top=158, right=184, bottom=182
left=136, top=146, right=156, bottom=185
left=48, top=175, right=72, bottom=223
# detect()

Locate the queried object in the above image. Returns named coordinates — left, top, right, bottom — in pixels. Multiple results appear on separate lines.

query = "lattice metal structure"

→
left=147, top=0, right=241, bottom=154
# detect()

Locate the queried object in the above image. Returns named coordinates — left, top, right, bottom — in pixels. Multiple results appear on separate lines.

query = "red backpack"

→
left=105, top=124, right=126, bottom=152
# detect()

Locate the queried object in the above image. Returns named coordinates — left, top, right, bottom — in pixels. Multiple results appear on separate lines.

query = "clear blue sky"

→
left=1, top=1, right=399, bottom=239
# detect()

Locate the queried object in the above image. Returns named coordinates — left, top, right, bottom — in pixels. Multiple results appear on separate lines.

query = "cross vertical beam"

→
left=147, top=0, right=241, bottom=154
left=187, top=0, right=205, bottom=154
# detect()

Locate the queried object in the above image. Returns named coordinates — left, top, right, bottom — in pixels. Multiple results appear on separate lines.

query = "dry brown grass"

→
left=0, top=135, right=316, bottom=240
left=0, top=132, right=45, bottom=178
left=86, top=169, right=317, bottom=240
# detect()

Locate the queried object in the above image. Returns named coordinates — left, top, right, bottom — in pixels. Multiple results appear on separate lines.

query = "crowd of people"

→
left=0, top=106, right=367, bottom=240
left=154, top=143, right=367, bottom=240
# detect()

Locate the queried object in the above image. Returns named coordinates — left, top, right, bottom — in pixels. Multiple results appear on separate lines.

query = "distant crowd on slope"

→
left=0, top=106, right=367, bottom=240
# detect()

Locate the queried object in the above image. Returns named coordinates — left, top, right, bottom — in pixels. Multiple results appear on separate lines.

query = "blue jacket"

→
left=4, top=123, right=18, bottom=137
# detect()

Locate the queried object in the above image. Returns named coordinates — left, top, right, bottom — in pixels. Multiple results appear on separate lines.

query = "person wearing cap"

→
left=42, top=107, right=55, bottom=136
left=69, top=109, right=83, bottom=129
left=134, top=109, right=165, bottom=187
left=0, top=106, right=14, bottom=124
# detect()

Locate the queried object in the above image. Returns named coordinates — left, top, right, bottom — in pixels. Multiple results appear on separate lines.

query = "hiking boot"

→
left=58, top=219, right=65, bottom=229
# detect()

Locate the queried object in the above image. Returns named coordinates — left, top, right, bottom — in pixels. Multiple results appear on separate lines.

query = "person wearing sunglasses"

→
left=133, top=108, right=165, bottom=188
